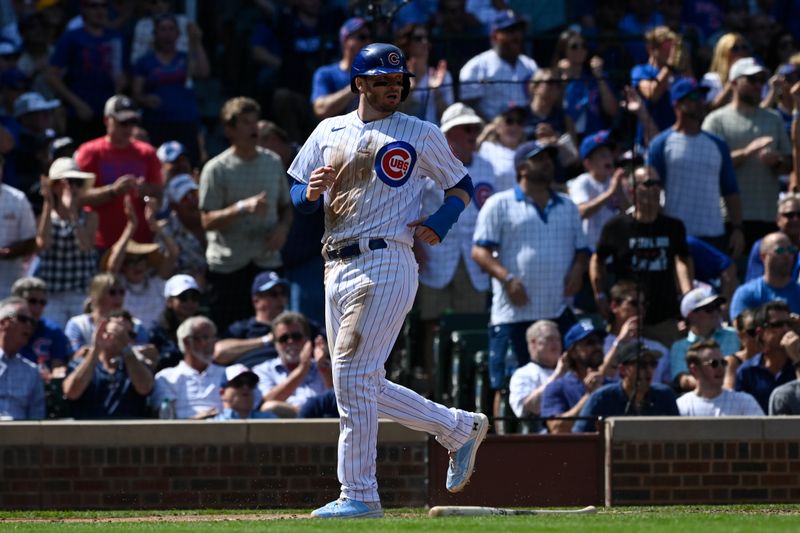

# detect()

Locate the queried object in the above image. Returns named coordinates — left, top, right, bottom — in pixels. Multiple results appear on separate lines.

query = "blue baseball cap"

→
left=157, top=141, right=186, bottom=163
left=563, top=321, right=606, bottom=351
left=340, top=17, right=368, bottom=43
left=513, top=140, right=557, bottom=168
left=779, top=63, right=799, bottom=77
left=670, top=77, right=710, bottom=105
left=491, top=10, right=525, bottom=32
left=251, top=271, right=288, bottom=296
left=579, top=129, right=614, bottom=160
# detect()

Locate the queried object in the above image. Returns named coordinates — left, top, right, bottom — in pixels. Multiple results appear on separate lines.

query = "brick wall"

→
left=0, top=420, right=427, bottom=510
left=605, top=417, right=800, bottom=505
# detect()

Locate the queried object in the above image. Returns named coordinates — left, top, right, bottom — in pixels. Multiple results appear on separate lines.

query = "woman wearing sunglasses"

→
left=35, top=158, right=98, bottom=327
left=551, top=29, right=618, bottom=141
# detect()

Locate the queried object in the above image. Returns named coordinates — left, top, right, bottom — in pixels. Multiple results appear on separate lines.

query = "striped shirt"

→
left=474, top=187, right=588, bottom=325
left=288, top=110, right=466, bottom=248
left=0, top=184, right=36, bottom=296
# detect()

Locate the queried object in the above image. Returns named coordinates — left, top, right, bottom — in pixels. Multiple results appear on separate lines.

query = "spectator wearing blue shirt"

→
left=299, top=388, right=339, bottom=418
left=735, top=300, right=799, bottom=412
left=687, top=236, right=737, bottom=314
left=541, top=321, right=607, bottom=434
left=631, top=26, right=682, bottom=138
left=45, top=0, right=127, bottom=143
left=647, top=77, right=744, bottom=258
left=131, top=15, right=209, bottom=165
left=731, top=232, right=800, bottom=320
left=669, top=287, right=740, bottom=392
left=310, top=17, right=371, bottom=120
left=744, top=195, right=800, bottom=282
left=573, top=340, right=678, bottom=433
left=0, top=297, right=45, bottom=420
left=62, top=309, right=154, bottom=419
left=10, top=277, right=71, bottom=372
left=551, top=29, right=618, bottom=139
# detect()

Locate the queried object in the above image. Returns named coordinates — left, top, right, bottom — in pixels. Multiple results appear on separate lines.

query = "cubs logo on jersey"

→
left=374, top=141, right=417, bottom=187
left=472, top=182, right=494, bottom=210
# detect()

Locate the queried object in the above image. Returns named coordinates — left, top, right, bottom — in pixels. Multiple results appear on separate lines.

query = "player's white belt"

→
left=322, top=238, right=388, bottom=261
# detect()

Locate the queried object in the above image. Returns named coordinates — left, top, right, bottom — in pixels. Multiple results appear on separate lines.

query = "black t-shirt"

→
left=595, top=213, right=689, bottom=323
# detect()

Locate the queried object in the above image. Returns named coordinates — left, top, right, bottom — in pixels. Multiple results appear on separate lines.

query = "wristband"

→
left=502, top=273, right=515, bottom=286
left=261, top=334, right=270, bottom=346
left=236, top=200, right=246, bottom=214
left=422, top=195, right=466, bottom=241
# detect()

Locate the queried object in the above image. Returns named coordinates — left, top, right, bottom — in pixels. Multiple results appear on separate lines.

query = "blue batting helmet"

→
left=350, top=43, right=414, bottom=101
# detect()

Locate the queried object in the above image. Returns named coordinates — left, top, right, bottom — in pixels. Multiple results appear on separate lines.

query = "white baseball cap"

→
left=165, top=174, right=198, bottom=204
left=680, top=286, right=725, bottom=319
left=48, top=157, right=95, bottom=187
left=223, top=364, right=259, bottom=388
left=163, top=274, right=200, bottom=298
left=729, top=57, right=768, bottom=81
left=440, top=102, right=484, bottom=134
left=157, top=141, right=187, bottom=163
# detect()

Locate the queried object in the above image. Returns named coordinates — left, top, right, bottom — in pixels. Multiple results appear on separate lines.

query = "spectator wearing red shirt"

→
left=75, top=95, right=162, bottom=251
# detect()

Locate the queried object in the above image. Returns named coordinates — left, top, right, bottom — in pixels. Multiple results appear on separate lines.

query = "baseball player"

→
left=288, top=43, right=489, bottom=519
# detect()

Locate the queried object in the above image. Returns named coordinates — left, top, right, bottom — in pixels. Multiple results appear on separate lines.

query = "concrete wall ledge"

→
left=606, top=416, right=800, bottom=442
left=0, top=419, right=427, bottom=446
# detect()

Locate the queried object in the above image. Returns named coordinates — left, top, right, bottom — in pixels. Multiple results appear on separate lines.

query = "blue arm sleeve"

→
left=422, top=195, right=466, bottom=241
left=290, top=179, right=322, bottom=214
left=420, top=175, right=473, bottom=240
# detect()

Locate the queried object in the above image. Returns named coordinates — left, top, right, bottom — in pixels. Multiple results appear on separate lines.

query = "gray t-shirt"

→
left=768, top=379, right=800, bottom=415
left=702, top=104, right=790, bottom=222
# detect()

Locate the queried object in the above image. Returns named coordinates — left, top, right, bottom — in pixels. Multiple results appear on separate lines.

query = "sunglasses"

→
left=697, top=305, right=720, bottom=314
left=568, top=42, right=586, bottom=50
left=773, top=245, right=799, bottom=255
left=5, top=312, right=35, bottom=326
left=259, top=288, right=287, bottom=298
left=682, top=91, right=704, bottom=102
left=461, top=125, right=482, bottom=134
left=108, top=288, right=126, bottom=297
left=503, top=116, right=523, bottom=126
left=638, top=179, right=662, bottom=188
left=744, top=328, right=757, bottom=337
left=780, top=211, right=800, bottom=219
left=745, top=74, right=767, bottom=85
left=190, top=334, right=216, bottom=343
left=276, top=332, right=305, bottom=344
left=66, top=178, right=85, bottom=188
left=177, top=290, right=201, bottom=303
left=701, top=359, right=728, bottom=369
left=117, top=118, right=139, bottom=127
left=26, top=297, right=47, bottom=306
left=228, top=379, right=256, bottom=389
left=411, top=34, right=429, bottom=43
left=767, top=319, right=792, bottom=329
left=636, top=360, right=659, bottom=369
left=614, top=297, right=644, bottom=307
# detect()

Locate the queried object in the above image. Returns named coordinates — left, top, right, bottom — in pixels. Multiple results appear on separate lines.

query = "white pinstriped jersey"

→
left=287, top=110, right=468, bottom=247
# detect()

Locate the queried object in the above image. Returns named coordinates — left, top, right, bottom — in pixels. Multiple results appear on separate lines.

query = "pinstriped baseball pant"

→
left=325, top=242, right=476, bottom=503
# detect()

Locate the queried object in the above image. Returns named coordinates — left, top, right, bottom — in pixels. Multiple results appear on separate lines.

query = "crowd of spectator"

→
left=2, top=0, right=800, bottom=433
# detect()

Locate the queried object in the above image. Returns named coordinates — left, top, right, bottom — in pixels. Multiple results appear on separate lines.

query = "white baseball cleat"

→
left=446, top=413, right=489, bottom=493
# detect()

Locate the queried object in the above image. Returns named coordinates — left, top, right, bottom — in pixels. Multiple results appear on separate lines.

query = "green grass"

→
left=2, top=506, right=800, bottom=532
